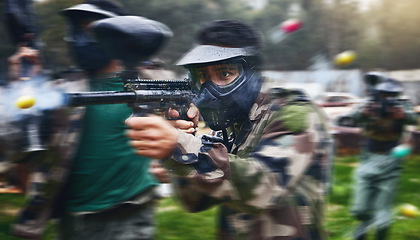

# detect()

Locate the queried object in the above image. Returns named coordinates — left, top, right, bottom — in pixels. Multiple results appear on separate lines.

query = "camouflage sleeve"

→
left=163, top=103, right=331, bottom=214
left=347, top=101, right=369, bottom=122
left=348, top=99, right=417, bottom=125
left=401, top=100, right=418, bottom=125
left=161, top=132, right=229, bottom=212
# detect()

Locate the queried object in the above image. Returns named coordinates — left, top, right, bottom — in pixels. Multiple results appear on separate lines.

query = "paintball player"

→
left=2, top=0, right=42, bottom=194
left=126, top=20, right=333, bottom=240
left=4, top=0, right=40, bottom=81
left=345, top=73, right=418, bottom=240
left=10, top=0, right=175, bottom=239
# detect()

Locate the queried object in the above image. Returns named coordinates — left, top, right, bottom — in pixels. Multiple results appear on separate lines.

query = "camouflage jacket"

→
left=163, top=88, right=333, bottom=240
left=348, top=98, right=417, bottom=142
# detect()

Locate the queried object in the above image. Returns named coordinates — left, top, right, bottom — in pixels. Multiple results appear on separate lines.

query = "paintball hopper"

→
left=91, top=16, right=173, bottom=69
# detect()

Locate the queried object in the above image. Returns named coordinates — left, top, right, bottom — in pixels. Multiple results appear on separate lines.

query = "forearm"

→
left=162, top=130, right=230, bottom=181
left=162, top=130, right=318, bottom=214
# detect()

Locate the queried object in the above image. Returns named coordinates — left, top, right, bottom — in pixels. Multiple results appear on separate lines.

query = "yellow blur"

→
left=399, top=203, right=420, bottom=218
left=16, top=96, right=36, bottom=109
left=334, top=50, right=357, bottom=66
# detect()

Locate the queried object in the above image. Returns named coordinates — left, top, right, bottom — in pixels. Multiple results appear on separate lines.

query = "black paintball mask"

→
left=374, top=79, right=403, bottom=117
left=65, top=23, right=114, bottom=74
left=60, top=4, right=119, bottom=74
left=177, top=45, right=262, bottom=130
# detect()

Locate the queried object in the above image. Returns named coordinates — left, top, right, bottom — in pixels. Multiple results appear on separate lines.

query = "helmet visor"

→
left=176, top=45, right=258, bottom=66
left=61, top=4, right=118, bottom=19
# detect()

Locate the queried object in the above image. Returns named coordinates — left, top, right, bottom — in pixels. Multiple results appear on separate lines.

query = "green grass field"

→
left=1, top=155, right=420, bottom=240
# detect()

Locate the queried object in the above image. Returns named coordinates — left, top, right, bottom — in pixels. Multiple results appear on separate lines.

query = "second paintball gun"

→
left=364, top=71, right=405, bottom=118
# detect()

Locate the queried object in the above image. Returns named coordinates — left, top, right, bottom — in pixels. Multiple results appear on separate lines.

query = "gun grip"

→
left=166, top=106, right=189, bottom=121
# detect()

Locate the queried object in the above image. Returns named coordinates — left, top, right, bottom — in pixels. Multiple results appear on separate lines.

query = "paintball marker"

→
left=334, top=72, right=386, bottom=128
left=66, top=72, right=195, bottom=118
left=364, top=72, right=404, bottom=118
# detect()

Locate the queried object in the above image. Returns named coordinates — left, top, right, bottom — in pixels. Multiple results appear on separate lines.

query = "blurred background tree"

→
left=2, top=0, right=420, bottom=78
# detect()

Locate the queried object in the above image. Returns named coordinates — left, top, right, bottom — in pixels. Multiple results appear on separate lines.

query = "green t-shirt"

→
left=67, top=76, right=157, bottom=212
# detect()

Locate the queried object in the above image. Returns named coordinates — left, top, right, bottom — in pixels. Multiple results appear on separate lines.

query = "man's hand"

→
left=361, top=102, right=378, bottom=117
left=168, top=104, right=200, bottom=134
left=126, top=105, right=199, bottom=159
left=8, top=46, right=40, bottom=65
left=8, top=46, right=42, bottom=80
left=125, top=115, right=178, bottom=159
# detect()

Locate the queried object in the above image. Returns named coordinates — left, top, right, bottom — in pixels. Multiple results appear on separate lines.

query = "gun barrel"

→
left=66, top=89, right=193, bottom=107
left=65, top=78, right=194, bottom=110
left=66, top=91, right=137, bottom=106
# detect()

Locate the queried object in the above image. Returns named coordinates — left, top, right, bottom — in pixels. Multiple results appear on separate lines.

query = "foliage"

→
left=369, top=0, right=420, bottom=70
left=2, top=0, right=420, bottom=77
left=155, top=197, right=217, bottom=240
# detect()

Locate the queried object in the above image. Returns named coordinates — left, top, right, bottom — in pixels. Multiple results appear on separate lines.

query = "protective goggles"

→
left=187, top=60, right=245, bottom=93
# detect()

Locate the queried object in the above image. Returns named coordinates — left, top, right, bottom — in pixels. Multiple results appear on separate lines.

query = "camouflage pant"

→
left=58, top=201, right=156, bottom=240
